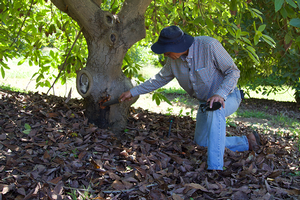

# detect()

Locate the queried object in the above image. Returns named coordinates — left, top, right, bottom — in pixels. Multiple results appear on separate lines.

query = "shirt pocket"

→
left=195, top=67, right=213, bottom=84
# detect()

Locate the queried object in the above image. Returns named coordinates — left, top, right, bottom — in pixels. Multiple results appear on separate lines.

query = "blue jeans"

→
left=194, top=87, right=249, bottom=170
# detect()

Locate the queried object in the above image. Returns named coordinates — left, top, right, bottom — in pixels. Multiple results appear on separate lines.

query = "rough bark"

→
left=51, top=0, right=152, bottom=134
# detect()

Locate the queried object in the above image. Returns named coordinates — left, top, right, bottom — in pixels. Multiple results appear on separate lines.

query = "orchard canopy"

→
left=1, top=0, right=300, bottom=97
left=0, top=0, right=300, bottom=130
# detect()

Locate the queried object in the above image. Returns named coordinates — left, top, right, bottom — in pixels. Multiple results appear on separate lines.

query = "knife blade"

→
left=102, top=98, right=120, bottom=107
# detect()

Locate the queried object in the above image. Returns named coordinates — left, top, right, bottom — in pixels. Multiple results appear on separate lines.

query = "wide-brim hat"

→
left=151, top=25, right=194, bottom=54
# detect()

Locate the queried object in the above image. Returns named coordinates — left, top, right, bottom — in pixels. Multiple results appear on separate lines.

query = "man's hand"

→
left=119, top=91, right=133, bottom=102
left=207, top=95, right=225, bottom=109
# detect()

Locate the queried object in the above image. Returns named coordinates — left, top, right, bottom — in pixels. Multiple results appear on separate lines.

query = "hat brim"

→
left=151, top=33, right=194, bottom=54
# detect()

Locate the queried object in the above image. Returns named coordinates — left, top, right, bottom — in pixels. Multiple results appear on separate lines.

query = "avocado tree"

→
left=241, top=0, right=300, bottom=103
left=50, top=0, right=153, bottom=133
left=0, top=0, right=275, bottom=133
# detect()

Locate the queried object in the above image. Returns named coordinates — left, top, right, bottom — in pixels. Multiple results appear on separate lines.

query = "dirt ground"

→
left=0, top=88, right=300, bottom=199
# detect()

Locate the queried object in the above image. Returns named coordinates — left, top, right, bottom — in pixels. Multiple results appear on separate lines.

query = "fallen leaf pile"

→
left=0, top=89, right=299, bottom=199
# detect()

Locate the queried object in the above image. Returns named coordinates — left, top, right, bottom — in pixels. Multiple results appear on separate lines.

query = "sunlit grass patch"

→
left=232, top=109, right=300, bottom=137
left=0, top=84, right=26, bottom=93
left=237, top=110, right=270, bottom=119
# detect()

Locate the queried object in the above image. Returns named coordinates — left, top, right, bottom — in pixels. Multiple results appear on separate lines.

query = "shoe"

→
left=246, top=131, right=261, bottom=151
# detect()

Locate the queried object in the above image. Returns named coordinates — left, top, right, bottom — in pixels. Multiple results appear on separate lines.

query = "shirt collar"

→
left=187, top=42, right=194, bottom=59
left=180, top=42, right=194, bottom=61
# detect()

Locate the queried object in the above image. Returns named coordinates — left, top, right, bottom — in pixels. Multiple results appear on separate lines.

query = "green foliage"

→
left=290, top=18, right=300, bottom=28
left=1, top=0, right=299, bottom=105
left=122, top=42, right=152, bottom=84
left=0, top=0, right=87, bottom=89
left=122, top=52, right=142, bottom=79
left=162, top=87, right=187, bottom=95
left=242, top=0, right=300, bottom=103
left=152, top=88, right=172, bottom=106
left=144, top=0, right=275, bottom=66
left=23, top=123, right=31, bottom=134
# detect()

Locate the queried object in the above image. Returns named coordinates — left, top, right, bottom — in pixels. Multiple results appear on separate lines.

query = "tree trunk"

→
left=50, top=0, right=152, bottom=134
left=77, top=35, right=138, bottom=133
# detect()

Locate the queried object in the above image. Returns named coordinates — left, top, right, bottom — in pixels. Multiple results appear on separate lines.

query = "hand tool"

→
left=200, top=102, right=222, bottom=112
left=102, top=98, right=120, bottom=107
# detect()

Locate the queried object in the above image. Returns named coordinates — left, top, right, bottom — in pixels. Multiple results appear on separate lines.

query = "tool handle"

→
left=200, top=102, right=222, bottom=112
left=206, top=102, right=222, bottom=111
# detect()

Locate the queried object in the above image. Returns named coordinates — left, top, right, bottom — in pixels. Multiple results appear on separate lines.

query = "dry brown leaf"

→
left=86, top=127, right=98, bottom=133
left=0, top=134, right=6, bottom=140
left=122, top=180, right=134, bottom=189
left=109, top=171, right=121, bottom=180
left=54, top=181, right=64, bottom=195
left=286, top=189, right=300, bottom=195
left=134, top=166, right=147, bottom=177
left=163, top=152, right=183, bottom=164
left=150, top=189, right=166, bottom=199
left=268, top=169, right=282, bottom=178
left=43, top=150, right=51, bottom=159
left=48, top=112, right=59, bottom=118
left=2, top=142, right=21, bottom=151
left=0, top=90, right=299, bottom=200
left=231, top=191, right=248, bottom=200
left=78, top=151, right=87, bottom=160
left=112, top=180, right=125, bottom=190
left=172, top=193, right=184, bottom=200
left=49, top=176, right=63, bottom=185
left=185, top=183, right=209, bottom=192
left=1, top=183, right=14, bottom=194
left=143, top=138, right=157, bottom=144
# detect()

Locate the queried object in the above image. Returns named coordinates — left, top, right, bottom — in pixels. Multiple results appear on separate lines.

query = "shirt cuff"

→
left=215, top=87, right=237, bottom=101
left=214, top=90, right=229, bottom=101
left=130, top=87, right=139, bottom=97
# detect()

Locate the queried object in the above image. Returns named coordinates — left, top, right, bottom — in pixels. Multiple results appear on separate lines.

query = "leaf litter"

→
left=0, top=89, right=300, bottom=199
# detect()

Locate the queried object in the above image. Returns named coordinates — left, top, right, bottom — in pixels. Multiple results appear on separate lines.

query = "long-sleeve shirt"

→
left=130, top=36, right=240, bottom=101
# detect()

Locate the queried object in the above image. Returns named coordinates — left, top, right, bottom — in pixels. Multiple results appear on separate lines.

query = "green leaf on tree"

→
left=290, top=18, right=300, bottom=28
left=275, top=0, right=285, bottom=12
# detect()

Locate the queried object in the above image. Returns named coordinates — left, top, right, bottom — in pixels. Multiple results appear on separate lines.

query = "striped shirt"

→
left=130, top=36, right=240, bottom=101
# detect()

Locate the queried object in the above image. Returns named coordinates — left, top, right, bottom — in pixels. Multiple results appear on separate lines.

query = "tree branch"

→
left=46, top=27, right=83, bottom=95
left=51, top=0, right=100, bottom=34
left=118, top=0, right=153, bottom=48
left=119, top=0, right=152, bottom=25
left=10, top=0, right=34, bottom=48
left=50, top=0, right=67, bottom=13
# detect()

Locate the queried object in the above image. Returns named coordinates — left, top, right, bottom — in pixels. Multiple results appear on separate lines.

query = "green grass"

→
left=0, top=84, right=26, bottom=93
left=237, top=110, right=269, bottom=119
left=232, top=109, right=300, bottom=137
left=2, top=58, right=39, bottom=79
left=1, top=56, right=77, bottom=98
left=236, top=109, right=300, bottom=127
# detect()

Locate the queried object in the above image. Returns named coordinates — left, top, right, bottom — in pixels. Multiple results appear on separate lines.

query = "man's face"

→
left=164, top=51, right=187, bottom=60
